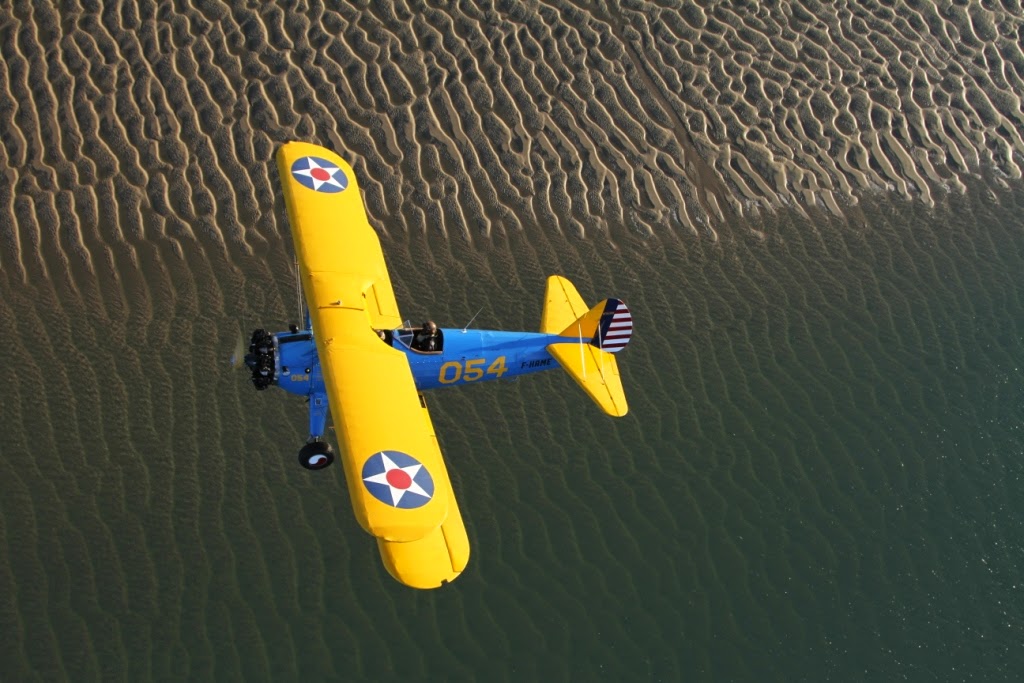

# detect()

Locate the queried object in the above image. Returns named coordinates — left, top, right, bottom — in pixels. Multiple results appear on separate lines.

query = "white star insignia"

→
left=292, top=157, right=346, bottom=191
left=363, top=453, right=432, bottom=506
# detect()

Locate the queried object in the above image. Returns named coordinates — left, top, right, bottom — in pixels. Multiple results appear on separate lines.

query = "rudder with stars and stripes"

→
left=553, top=297, right=633, bottom=354
left=592, top=299, right=632, bottom=353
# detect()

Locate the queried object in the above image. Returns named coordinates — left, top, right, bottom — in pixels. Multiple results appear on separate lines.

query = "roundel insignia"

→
left=361, top=451, right=435, bottom=509
left=290, top=155, right=348, bottom=193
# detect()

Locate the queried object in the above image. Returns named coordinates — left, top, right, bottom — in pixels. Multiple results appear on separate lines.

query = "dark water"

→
left=3, top=177, right=1024, bottom=682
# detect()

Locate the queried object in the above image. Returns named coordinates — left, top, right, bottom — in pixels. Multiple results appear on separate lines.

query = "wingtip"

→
left=376, top=522, right=469, bottom=589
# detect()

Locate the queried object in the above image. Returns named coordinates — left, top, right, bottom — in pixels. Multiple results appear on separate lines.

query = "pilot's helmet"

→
left=424, top=320, right=437, bottom=333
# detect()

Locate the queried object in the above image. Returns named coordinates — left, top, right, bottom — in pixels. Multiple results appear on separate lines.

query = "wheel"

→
left=298, top=440, right=334, bottom=470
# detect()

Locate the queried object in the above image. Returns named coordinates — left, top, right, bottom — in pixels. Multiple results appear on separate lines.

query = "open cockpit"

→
left=387, top=325, right=444, bottom=354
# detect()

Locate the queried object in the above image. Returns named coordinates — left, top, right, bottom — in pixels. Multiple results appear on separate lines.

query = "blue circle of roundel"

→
left=361, top=451, right=435, bottom=509
left=290, top=155, right=348, bottom=193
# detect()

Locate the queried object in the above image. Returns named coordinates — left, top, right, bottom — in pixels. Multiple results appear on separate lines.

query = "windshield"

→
left=393, top=328, right=415, bottom=349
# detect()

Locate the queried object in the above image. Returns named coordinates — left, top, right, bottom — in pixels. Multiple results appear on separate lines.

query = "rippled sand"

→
left=2, top=2, right=1023, bottom=265
left=3, top=2, right=1024, bottom=682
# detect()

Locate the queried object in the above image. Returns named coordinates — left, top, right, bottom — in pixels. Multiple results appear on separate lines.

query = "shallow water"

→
left=3, top=175, right=1024, bottom=682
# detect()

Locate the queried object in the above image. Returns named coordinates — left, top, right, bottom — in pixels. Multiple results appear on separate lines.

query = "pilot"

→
left=414, top=320, right=440, bottom=352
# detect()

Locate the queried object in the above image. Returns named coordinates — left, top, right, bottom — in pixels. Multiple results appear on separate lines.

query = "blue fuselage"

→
left=393, top=327, right=564, bottom=390
left=269, top=326, right=566, bottom=401
left=247, top=325, right=571, bottom=442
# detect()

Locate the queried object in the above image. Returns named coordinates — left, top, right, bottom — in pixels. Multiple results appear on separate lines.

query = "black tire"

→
left=298, top=441, right=334, bottom=470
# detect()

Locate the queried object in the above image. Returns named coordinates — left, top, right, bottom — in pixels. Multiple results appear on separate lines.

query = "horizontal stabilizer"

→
left=541, top=275, right=589, bottom=334
left=547, top=342, right=628, bottom=417
left=542, top=275, right=634, bottom=353
left=541, top=274, right=630, bottom=417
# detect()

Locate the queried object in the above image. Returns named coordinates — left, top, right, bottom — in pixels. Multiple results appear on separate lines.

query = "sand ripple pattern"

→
left=1, top=1, right=1023, bottom=268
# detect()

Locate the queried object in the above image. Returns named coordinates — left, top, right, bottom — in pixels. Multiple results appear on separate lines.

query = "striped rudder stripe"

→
left=592, top=299, right=632, bottom=353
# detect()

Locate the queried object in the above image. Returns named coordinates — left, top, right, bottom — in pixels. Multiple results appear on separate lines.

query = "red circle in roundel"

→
left=311, top=168, right=330, bottom=181
left=386, top=469, right=412, bottom=489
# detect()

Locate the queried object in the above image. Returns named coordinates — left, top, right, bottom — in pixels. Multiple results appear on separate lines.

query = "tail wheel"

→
left=299, top=441, right=334, bottom=470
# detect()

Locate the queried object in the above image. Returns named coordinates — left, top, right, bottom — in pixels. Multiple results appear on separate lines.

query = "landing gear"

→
left=298, top=440, right=334, bottom=470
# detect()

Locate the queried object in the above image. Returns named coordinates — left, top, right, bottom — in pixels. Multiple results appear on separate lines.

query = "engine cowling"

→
left=244, top=328, right=277, bottom=390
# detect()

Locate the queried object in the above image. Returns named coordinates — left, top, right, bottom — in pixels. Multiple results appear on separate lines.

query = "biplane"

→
left=244, top=141, right=631, bottom=589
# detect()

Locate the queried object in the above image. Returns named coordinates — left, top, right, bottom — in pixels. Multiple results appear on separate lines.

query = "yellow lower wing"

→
left=276, top=141, right=468, bottom=588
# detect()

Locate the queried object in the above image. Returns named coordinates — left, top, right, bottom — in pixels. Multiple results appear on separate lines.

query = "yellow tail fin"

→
left=541, top=276, right=629, bottom=417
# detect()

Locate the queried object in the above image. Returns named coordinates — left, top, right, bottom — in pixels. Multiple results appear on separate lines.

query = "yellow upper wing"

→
left=276, top=141, right=468, bottom=588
